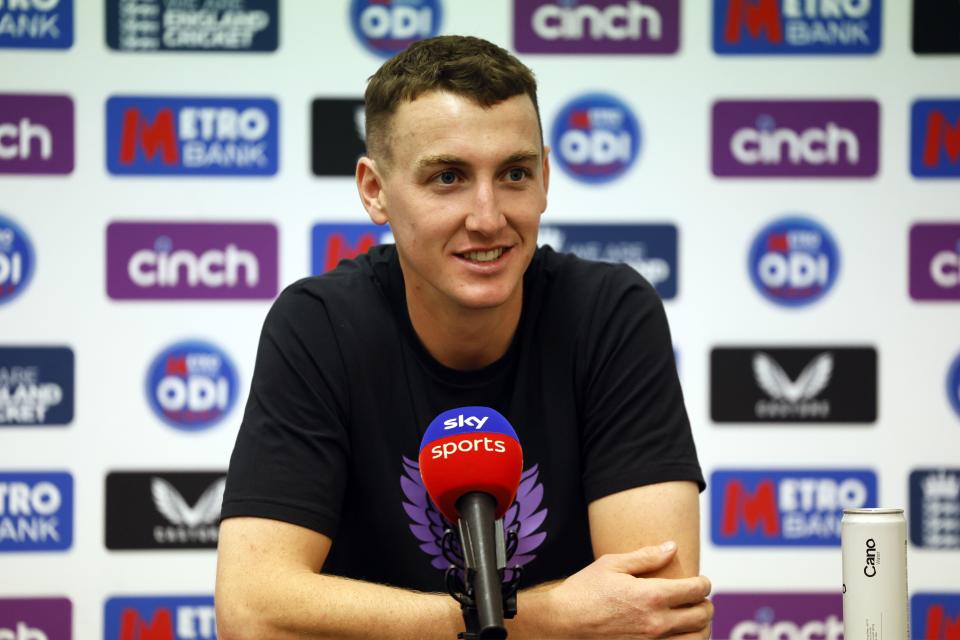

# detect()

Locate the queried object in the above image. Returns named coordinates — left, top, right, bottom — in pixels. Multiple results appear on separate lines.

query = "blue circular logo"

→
left=948, top=352, right=960, bottom=419
left=550, top=93, right=641, bottom=184
left=146, top=340, right=239, bottom=431
left=350, top=0, right=442, bottom=58
left=0, top=214, right=35, bottom=306
left=748, top=216, right=840, bottom=307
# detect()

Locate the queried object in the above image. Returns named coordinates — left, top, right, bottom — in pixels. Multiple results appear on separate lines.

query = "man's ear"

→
left=356, top=156, right=389, bottom=225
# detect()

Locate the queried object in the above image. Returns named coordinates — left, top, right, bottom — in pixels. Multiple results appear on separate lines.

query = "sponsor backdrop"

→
left=2, top=0, right=959, bottom=637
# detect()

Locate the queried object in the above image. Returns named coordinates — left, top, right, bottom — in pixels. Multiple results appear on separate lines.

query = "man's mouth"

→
left=460, top=247, right=505, bottom=263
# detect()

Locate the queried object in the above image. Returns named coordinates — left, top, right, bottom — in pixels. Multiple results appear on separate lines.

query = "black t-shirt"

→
left=221, top=245, right=703, bottom=592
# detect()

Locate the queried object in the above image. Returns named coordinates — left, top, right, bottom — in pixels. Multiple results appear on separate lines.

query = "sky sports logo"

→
left=146, top=340, right=238, bottom=431
left=910, top=223, right=960, bottom=301
left=107, top=222, right=278, bottom=300
left=551, top=93, right=641, bottom=184
left=713, top=0, right=881, bottom=54
left=106, top=96, right=278, bottom=176
left=912, top=100, right=960, bottom=178
left=311, top=223, right=393, bottom=275
left=350, top=0, right=441, bottom=57
left=712, top=100, right=878, bottom=177
left=710, top=469, right=877, bottom=546
left=0, top=93, right=74, bottom=175
left=712, top=592, right=841, bottom=640
left=0, top=472, right=73, bottom=551
left=912, top=593, right=960, bottom=639
left=749, top=216, right=839, bottom=307
left=0, top=346, right=73, bottom=427
left=537, top=224, right=677, bottom=298
left=0, top=0, right=73, bottom=49
left=0, top=597, right=71, bottom=640
left=106, top=0, right=278, bottom=52
left=513, top=0, right=679, bottom=54
left=0, top=214, right=34, bottom=306
left=104, top=596, right=215, bottom=640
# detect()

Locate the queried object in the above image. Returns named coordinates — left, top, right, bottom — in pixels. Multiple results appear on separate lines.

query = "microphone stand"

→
left=441, top=492, right=523, bottom=640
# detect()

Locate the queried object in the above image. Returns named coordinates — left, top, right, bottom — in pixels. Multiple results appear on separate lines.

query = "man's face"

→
left=361, top=91, right=549, bottom=316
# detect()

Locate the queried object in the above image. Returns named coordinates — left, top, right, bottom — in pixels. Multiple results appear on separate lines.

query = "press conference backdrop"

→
left=2, top=1, right=960, bottom=637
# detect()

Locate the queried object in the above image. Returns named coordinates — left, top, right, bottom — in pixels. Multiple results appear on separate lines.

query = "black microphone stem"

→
left=456, top=492, right=507, bottom=639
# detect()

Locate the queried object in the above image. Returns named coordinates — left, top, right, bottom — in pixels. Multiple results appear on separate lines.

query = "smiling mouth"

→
left=460, top=247, right=506, bottom=263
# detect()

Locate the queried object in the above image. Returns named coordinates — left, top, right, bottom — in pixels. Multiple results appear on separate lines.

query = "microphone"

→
left=418, top=406, right=523, bottom=639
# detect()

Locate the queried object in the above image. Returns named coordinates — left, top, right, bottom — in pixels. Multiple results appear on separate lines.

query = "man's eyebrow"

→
left=415, top=150, right=541, bottom=170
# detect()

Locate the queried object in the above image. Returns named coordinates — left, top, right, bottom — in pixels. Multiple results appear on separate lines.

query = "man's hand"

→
left=536, top=541, right=713, bottom=639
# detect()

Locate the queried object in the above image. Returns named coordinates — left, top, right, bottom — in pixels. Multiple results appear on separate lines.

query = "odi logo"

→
left=0, top=0, right=73, bottom=49
left=0, top=214, right=34, bottom=307
left=912, top=100, right=960, bottom=178
left=104, top=596, right=215, bottom=640
left=711, top=593, right=842, bottom=640
left=146, top=340, right=238, bottom=431
left=350, top=0, right=441, bottom=57
left=711, top=469, right=877, bottom=546
left=0, top=472, right=73, bottom=551
left=713, top=0, right=881, bottom=54
left=551, top=93, right=641, bottom=184
left=311, top=223, right=393, bottom=275
left=911, top=594, right=960, bottom=639
left=749, top=216, right=839, bottom=307
left=106, top=96, right=278, bottom=176
left=949, top=352, right=960, bottom=421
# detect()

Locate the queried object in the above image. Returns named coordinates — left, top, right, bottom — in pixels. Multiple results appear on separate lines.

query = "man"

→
left=216, top=36, right=712, bottom=639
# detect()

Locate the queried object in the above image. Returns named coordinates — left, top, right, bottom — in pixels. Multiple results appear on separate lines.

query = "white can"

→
left=841, top=508, right=908, bottom=640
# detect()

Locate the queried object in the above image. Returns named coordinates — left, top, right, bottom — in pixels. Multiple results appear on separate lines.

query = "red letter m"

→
left=724, top=0, right=782, bottom=44
left=925, top=604, right=960, bottom=640
left=923, top=111, right=960, bottom=168
left=323, top=232, right=378, bottom=272
left=120, top=108, right=179, bottom=166
left=119, top=608, right=174, bottom=640
left=721, top=479, right=780, bottom=537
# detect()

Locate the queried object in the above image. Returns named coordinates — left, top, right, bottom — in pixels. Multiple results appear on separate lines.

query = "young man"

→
left=216, top=36, right=712, bottom=639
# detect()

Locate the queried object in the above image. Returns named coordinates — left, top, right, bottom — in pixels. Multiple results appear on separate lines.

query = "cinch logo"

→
left=106, top=96, right=278, bottom=176
left=106, top=222, right=278, bottom=300
left=146, top=340, right=238, bottom=431
left=311, top=223, right=393, bottom=275
left=551, top=93, right=641, bottom=184
left=710, top=469, right=876, bottom=546
left=712, top=592, right=842, bottom=640
left=0, top=347, right=73, bottom=426
left=350, top=0, right=441, bottom=58
left=911, top=593, right=960, bottom=639
left=513, top=0, right=679, bottom=54
left=713, top=0, right=881, bottom=54
left=712, top=100, right=878, bottom=177
left=910, top=223, right=960, bottom=300
left=104, top=596, right=215, bottom=640
left=106, top=0, right=278, bottom=52
left=748, top=216, right=839, bottom=307
left=0, top=597, right=71, bottom=639
left=0, top=94, right=74, bottom=174
left=0, top=472, right=73, bottom=551
left=537, top=224, right=677, bottom=298
left=912, top=100, right=960, bottom=178
left=948, top=352, right=960, bottom=421
left=0, top=215, right=35, bottom=306
left=0, top=0, right=73, bottom=49
left=909, top=469, right=960, bottom=549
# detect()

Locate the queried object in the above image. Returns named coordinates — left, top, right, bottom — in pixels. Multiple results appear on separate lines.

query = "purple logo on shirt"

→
left=0, top=597, right=71, bottom=639
left=712, top=592, right=842, bottom=640
left=513, top=0, right=679, bottom=54
left=910, top=223, right=960, bottom=301
left=106, top=222, right=278, bottom=300
left=0, top=94, right=74, bottom=174
left=712, top=100, right=879, bottom=177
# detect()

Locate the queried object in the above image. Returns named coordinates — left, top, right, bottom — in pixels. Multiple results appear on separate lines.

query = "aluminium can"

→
left=841, top=508, right=908, bottom=640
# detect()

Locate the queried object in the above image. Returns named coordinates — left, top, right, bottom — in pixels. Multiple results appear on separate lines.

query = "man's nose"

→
left=465, top=182, right=506, bottom=235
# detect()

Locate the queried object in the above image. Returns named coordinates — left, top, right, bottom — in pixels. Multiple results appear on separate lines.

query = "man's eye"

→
left=437, top=170, right=457, bottom=184
left=507, top=168, right=527, bottom=181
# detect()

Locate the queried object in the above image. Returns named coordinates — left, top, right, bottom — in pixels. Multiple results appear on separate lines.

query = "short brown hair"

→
left=364, top=35, right=541, bottom=163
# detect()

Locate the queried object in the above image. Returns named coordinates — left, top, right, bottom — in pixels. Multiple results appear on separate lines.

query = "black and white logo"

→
left=105, top=471, right=225, bottom=550
left=913, top=0, right=960, bottom=54
left=312, top=98, right=366, bottom=176
left=711, top=347, right=877, bottom=423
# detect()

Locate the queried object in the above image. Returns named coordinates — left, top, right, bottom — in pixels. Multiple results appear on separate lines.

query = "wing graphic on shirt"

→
left=753, top=351, right=833, bottom=402
left=400, top=456, right=548, bottom=574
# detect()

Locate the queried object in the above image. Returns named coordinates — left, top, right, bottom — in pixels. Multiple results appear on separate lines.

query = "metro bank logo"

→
left=912, top=100, right=960, bottom=178
left=311, top=223, right=393, bottom=275
left=714, top=0, right=881, bottom=54
left=0, top=472, right=73, bottom=551
left=912, top=594, right=960, bottom=640
left=104, top=596, right=215, bottom=640
left=106, top=96, right=278, bottom=176
left=710, top=469, right=877, bottom=546
left=0, top=0, right=73, bottom=49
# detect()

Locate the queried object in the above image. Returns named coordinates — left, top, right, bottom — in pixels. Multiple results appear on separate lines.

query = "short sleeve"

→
left=577, top=266, right=704, bottom=504
left=220, top=282, right=351, bottom=538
